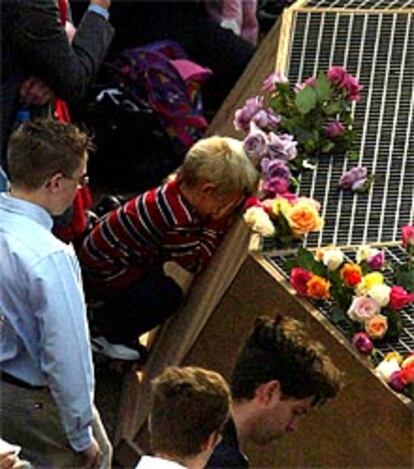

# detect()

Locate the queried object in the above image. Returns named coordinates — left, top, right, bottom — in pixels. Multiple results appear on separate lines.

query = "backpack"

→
left=81, top=40, right=211, bottom=194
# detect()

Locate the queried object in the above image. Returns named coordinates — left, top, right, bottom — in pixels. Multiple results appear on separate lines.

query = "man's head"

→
left=231, top=315, right=343, bottom=445
left=7, top=119, right=91, bottom=215
left=178, top=136, right=259, bottom=221
left=150, top=366, right=230, bottom=467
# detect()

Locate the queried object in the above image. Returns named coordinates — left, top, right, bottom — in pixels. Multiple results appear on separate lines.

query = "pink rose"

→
left=347, top=296, right=380, bottom=323
left=352, top=332, right=374, bottom=355
left=325, top=120, right=346, bottom=138
left=327, top=66, right=347, bottom=84
left=262, top=71, right=288, bottom=92
left=388, top=285, right=414, bottom=311
left=263, top=176, right=289, bottom=197
left=402, top=225, right=414, bottom=248
left=290, top=267, right=312, bottom=295
left=294, top=76, right=316, bottom=93
left=367, top=250, right=385, bottom=270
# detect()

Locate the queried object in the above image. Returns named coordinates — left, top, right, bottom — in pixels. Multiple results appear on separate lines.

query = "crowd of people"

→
left=0, top=1, right=343, bottom=468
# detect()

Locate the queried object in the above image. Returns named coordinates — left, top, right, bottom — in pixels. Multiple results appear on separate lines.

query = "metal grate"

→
left=266, top=244, right=414, bottom=360
left=305, top=0, right=414, bottom=9
left=286, top=10, right=414, bottom=247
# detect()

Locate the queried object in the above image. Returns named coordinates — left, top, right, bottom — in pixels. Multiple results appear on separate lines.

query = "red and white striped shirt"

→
left=79, top=179, right=231, bottom=294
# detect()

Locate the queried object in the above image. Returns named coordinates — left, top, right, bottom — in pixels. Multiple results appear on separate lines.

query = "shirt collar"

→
left=0, top=193, right=53, bottom=231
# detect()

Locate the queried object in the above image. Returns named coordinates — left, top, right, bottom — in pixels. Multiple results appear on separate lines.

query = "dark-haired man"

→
left=0, top=119, right=111, bottom=467
left=207, top=315, right=343, bottom=468
left=136, top=366, right=230, bottom=469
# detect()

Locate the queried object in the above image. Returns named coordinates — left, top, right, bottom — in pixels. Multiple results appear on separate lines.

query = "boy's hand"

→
left=163, top=261, right=194, bottom=294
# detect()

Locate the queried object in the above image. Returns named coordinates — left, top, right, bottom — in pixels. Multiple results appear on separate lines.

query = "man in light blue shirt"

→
left=0, top=119, right=111, bottom=467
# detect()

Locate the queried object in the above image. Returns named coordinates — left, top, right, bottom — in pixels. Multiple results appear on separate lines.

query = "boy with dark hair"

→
left=79, top=136, right=259, bottom=361
left=137, top=366, right=230, bottom=469
left=0, top=119, right=111, bottom=467
left=207, top=315, right=343, bottom=468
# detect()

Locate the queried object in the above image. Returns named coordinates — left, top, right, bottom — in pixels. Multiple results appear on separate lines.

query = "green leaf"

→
left=321, top=141, right=335, bottom=153
left=384, top=309, right=402, bottom=339
left=315, top=72, right=332, bottom=102
left=285, top=259, right=298, bottom=274
left=330, top=307, right=346, bottom=325
left=394, top=268, right=414, bottom=291
left=295, top=86, right=317, bottom=115
left=324, top=101, right=342, bottom=116
left=347, top=150, right=359, bottom=161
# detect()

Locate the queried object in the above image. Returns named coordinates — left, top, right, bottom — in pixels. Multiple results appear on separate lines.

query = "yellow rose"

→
left=384, top=352, right=403, bottom=364
left=285, top=199, right=324, bottom=237
left=271, top=197, right=292, bottom=218
left=356, top=272, right=384, bottom=295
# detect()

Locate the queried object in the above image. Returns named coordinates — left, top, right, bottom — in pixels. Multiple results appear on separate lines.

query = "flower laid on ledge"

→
left=234, top=65, right=361, bottom=174
left=243, top=194, right=323, bottom=248
left=375, top=352, right=414, bottom=399
left=338, top=166, right=373, bottom=193
left=287, top=239, right=414, bottom=344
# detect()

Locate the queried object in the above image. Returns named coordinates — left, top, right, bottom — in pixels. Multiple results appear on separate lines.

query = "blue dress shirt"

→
left=0, top=194, right=94, bottom=452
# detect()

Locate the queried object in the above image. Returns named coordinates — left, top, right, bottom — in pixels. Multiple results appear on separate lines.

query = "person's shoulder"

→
left=207, top=440, right=249, bottom=469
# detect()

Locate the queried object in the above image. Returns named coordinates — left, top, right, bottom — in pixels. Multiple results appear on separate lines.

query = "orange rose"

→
left=286, top=199, right=324, bottom=237
left=340, top=263, right=362, bottom=287
left=306, top=275, right=331, bottom=300
left=365, top=314, right=388, bottom=340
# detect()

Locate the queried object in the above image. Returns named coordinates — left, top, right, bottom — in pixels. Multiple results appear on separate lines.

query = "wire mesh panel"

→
left=305, top=0, right=414, bottom=9
left=286, top=10, right=414, bottom=247
left=266, top=244, right=414, bottom=360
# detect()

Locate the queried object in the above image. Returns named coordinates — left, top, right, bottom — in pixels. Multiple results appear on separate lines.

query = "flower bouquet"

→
left=235, top=66, right=361, bottom=175
left=375, top=352, right=414, bottom=399
left=243, top=194, right=323, bottom=249
left=287, top=232, right=414, bottom=348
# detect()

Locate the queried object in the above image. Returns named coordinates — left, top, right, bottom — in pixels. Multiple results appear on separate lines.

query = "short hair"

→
left=150, top=366, right=230, bottom=458
left=179, top=136, right=259, bottom=196
left=231, top=315, right=343, bottom=406
left=7, top=118, right=91, bottom=189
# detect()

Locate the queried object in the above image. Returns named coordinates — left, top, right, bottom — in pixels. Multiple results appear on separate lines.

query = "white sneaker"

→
left=91, top=336, right=141, bottom=361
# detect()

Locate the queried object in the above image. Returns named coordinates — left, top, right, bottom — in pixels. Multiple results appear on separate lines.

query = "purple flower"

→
left=352, top=332, right=374, bottom=355
left=327, top=65, right=347, bottom=84
left=262, top=71, right=289, bottom=92
left=367, top=250, right=385, bottom=271
left=389, top=371, right=406, bottom=393
left=263, top=176, right=289, bottom=197
left=261, top=158, right=291, bottom=181
left=251, top=109, right=280, bottom=130
left=325, top=120, right=346, bottom=138
left=338, top=166, right=368, bottom=191
left=234, top=97, right=263, bottom=132
left=267, top=132, right=298, bottom=161
left=243, top=127, right=268, bottom=158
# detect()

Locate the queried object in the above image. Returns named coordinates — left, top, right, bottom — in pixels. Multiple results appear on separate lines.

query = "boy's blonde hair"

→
left=179, top=136, right=259, bottom=195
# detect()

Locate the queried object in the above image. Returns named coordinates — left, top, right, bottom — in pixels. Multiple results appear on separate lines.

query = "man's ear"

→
left=254, top=380, right=282, bottom=406
left=200, top=430, right=221, bottom=453
left=45, top=173, right=63, bottom=193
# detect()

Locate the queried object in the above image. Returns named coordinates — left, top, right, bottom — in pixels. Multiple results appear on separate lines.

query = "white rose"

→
left=356, top=245, right=375, bottom=264
left=367, top=284, right=391, bottom=307
left=322, top=249, right=344, bottom=271
left=243, top=207, right=275, bottom=237
left=375, top=359, right=401, bottom=383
